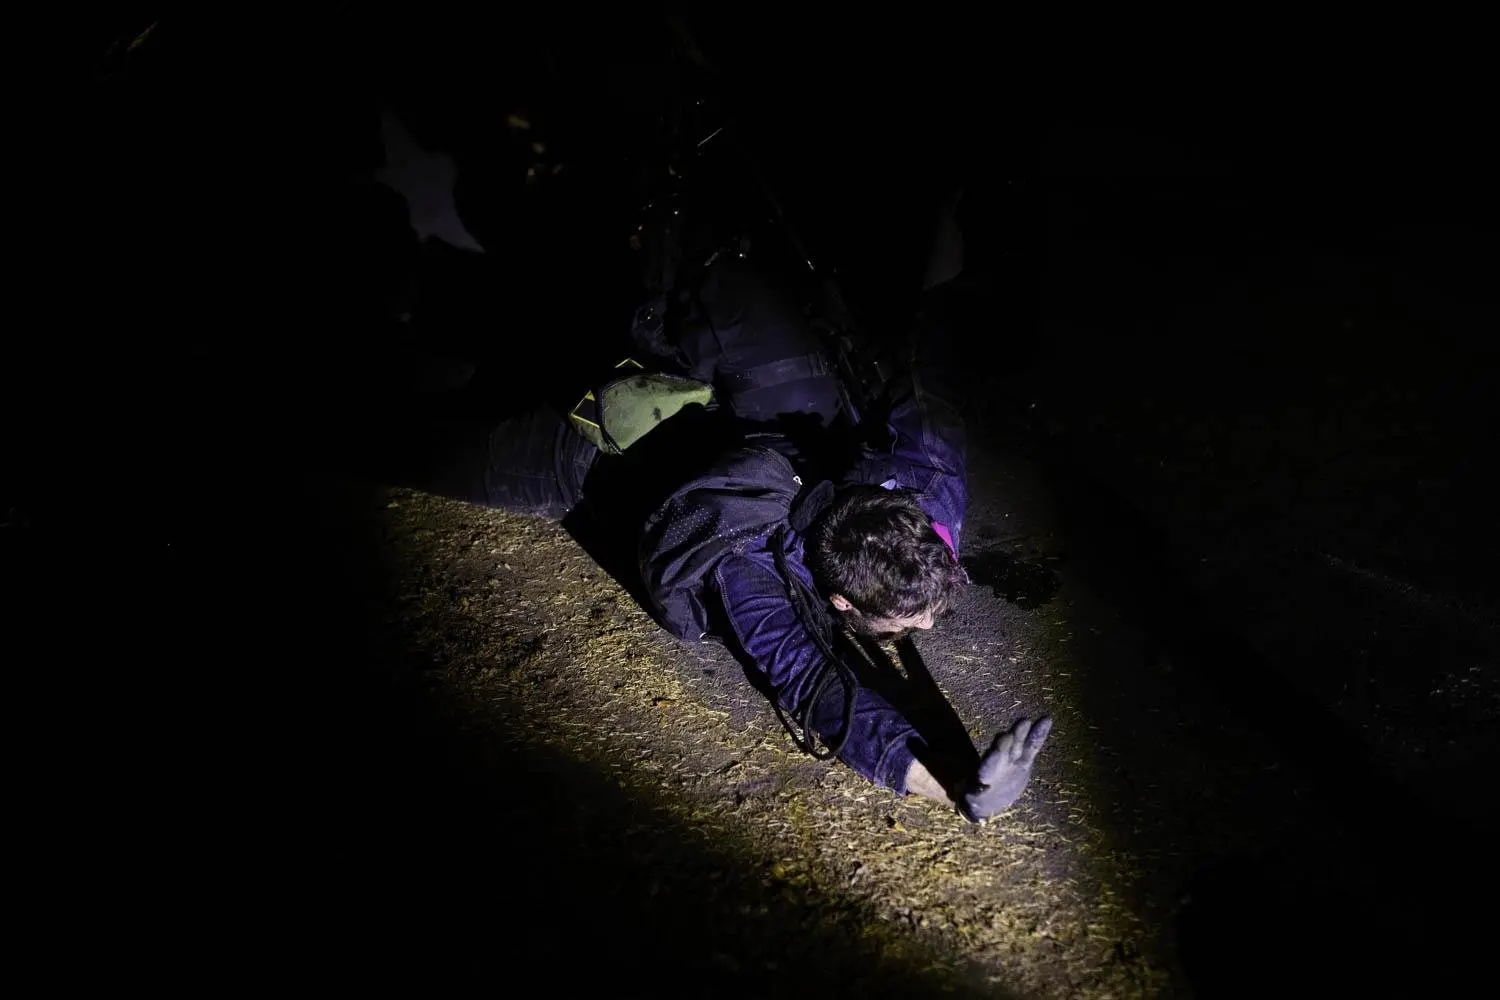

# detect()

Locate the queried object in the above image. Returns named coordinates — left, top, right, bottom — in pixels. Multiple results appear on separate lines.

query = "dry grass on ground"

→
left=375, top=487, right=1172, bottom=997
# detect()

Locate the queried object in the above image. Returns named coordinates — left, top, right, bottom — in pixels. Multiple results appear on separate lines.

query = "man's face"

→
left=831, top=597, right=937, bottom=640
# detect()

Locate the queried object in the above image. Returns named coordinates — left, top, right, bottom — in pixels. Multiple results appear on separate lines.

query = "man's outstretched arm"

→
left=906, top=718, right=1054, bottom=821
left=904, top=759, right=954, bottom=803
left=711, top=552, right=1052, bottom=817
left=712, top=552, right=926, bottom=791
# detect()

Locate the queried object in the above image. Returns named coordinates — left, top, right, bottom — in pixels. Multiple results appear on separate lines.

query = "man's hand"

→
left=960, top=717, right=1053, bottom=822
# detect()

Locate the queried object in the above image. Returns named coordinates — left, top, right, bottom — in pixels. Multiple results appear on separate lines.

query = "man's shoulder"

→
left=654, top=445, right=802, bottom=521
left=712, top=542, right=782, bottom=585
left=639, top=444, right=802, bottom=640
left=644, top=444, right=799, bottom=557
left=692, top=443, right=801, bottom=490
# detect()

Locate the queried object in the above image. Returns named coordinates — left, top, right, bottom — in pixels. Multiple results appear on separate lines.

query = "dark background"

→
left=10, top=11, right=1497, bottom=992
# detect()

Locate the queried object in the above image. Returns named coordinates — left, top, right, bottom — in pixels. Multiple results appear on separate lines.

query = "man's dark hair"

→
left=808, top=485, right=964, bottom=619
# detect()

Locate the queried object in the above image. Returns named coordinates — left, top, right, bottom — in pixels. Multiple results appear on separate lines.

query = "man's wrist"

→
left=903, top=758, right=956, bottom=805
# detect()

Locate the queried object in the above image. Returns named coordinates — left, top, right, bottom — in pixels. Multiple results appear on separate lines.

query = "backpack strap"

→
left=769, top=523, right=858, bottom=760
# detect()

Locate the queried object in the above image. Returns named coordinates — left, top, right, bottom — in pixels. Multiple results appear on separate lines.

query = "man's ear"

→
left=829, top=594, right=854, bottom=612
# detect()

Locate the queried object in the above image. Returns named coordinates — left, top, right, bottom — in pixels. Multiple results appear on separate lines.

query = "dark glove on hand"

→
left=960, top=717, right=1053, bottom=822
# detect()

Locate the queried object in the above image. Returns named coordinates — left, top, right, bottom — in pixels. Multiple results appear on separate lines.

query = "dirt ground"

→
left=322, top=363, right=1495, bottom=997
left=365, top=485, right=1165, bottom=997
left=320, top=417, right=1349, bottom=997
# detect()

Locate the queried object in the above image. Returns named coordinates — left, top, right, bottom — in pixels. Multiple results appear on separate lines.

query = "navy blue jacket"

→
left=641, top=372, right=966, bottom=792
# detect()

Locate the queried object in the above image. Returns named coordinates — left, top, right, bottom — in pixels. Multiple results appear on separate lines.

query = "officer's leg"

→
left=478, top=407, right=598, bottom=516
left=395, top=406, right=597, bottom=517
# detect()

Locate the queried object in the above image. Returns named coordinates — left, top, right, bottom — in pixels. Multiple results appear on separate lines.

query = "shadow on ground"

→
left=963, top=550, right=1062, bottom=610
left=1021, top=413, right=1498, bottom=996
left=945, top=174, right=1500, bottom=994
left=237, top=480, right=1014, bottom=996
